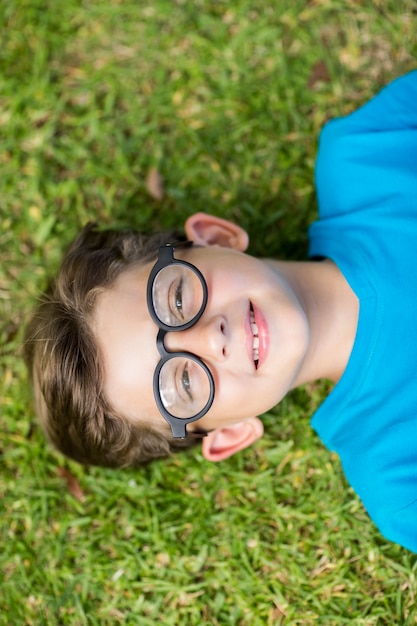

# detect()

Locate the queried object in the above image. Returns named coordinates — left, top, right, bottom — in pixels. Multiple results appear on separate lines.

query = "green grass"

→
left=1, top=0, right=417, bottom=623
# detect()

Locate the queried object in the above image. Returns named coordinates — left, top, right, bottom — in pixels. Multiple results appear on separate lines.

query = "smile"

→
left=250, top=304, right=259, bottom=368
left=247, top=301, right=269, bottom=369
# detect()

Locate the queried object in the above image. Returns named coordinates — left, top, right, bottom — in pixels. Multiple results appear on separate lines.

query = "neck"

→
left=268, top=258, right=359, bottom=385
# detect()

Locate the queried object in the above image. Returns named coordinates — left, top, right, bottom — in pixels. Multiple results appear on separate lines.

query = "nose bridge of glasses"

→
left=162, top=324, right=200, bottom=355
left=164, top=315, right=225, bottom=359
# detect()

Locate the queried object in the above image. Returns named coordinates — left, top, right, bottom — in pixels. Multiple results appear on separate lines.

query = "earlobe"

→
left=201, top=417, right=264, bottom=462
left=184, top=212, right=249, bottom=251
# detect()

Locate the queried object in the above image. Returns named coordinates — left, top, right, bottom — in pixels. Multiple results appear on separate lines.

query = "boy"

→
left=25, top=71, right=417, bottom=552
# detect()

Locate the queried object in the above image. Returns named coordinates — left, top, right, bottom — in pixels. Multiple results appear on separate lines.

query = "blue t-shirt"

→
left=308, top=71, right=417, bottom=552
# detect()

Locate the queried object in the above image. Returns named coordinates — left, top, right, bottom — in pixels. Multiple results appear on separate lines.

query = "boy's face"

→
left=93, top=216, right=310, bottom=452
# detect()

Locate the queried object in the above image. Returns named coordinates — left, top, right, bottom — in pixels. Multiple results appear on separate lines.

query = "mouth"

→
left=246, top=301, right=269, bottom=369
left=249, top=303, right=259, bottom=369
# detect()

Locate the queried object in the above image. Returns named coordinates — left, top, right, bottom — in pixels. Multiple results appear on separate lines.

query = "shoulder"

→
left=315, top=71, right=417, bottom=219
left=381, top=499, right=417, bottom=553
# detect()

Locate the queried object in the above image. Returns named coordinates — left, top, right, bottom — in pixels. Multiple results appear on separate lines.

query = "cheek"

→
left=213, top=266, right=259, bottom=293
left=213, top=363, right=303, bottom=424
left=208, top=373, right=272, bottom=422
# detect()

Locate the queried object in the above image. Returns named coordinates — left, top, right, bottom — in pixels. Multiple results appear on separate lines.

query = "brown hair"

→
left=24, top=223, right=200, bottom=468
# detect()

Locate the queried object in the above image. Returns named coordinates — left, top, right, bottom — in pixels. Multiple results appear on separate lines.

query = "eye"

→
left=174, top=278, right=184, bottom=319
left=168, top=276, right=185, bottom=322
left=181, top=362, right=192, bottom=401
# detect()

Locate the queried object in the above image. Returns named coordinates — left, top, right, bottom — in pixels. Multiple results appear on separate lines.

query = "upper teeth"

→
left=250, top=308, right=259, bottom=364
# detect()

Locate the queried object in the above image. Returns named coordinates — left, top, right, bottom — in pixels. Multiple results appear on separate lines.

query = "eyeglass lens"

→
left=152, top=264, right=204, bottom=327
left=158, top=355, right=212, bottom=418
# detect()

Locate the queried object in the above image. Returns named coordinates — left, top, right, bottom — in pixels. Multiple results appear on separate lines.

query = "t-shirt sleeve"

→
left=315, top=71, right=417, bottom=220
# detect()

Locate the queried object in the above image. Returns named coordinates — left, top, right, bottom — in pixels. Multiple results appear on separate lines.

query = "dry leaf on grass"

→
left=146, top=167, right=164, bottom=200
left=56, top=467, right=85, bottom=502
left=308, top=60, right=330, bottom=89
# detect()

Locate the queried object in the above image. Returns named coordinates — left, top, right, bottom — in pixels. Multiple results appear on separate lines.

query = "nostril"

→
left=222, top=347, right=226, bottom=356
left=220, top=321, right=225, bottom=334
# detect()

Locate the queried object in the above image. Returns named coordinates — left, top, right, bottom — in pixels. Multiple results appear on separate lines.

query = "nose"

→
left=164, top=315, right=227, bottom=362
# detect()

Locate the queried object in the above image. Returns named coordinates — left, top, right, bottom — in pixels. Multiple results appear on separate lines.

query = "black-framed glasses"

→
left=146, top=243, right=215, bottom=438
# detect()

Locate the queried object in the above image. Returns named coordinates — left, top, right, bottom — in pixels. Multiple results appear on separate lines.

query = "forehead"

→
left=92, top=261, right=162, bottom=424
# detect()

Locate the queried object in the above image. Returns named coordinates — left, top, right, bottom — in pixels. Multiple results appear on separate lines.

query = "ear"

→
left=201, top=417, right=264, bottom=462
left=184, top=212, right=249, bottom=251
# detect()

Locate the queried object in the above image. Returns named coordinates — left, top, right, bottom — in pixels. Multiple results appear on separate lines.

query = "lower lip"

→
left=246, top=302, right=269, bottom=369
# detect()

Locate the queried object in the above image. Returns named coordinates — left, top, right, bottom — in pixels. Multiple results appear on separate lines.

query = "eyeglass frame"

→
left=146, top=242, right=215, bottom=439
